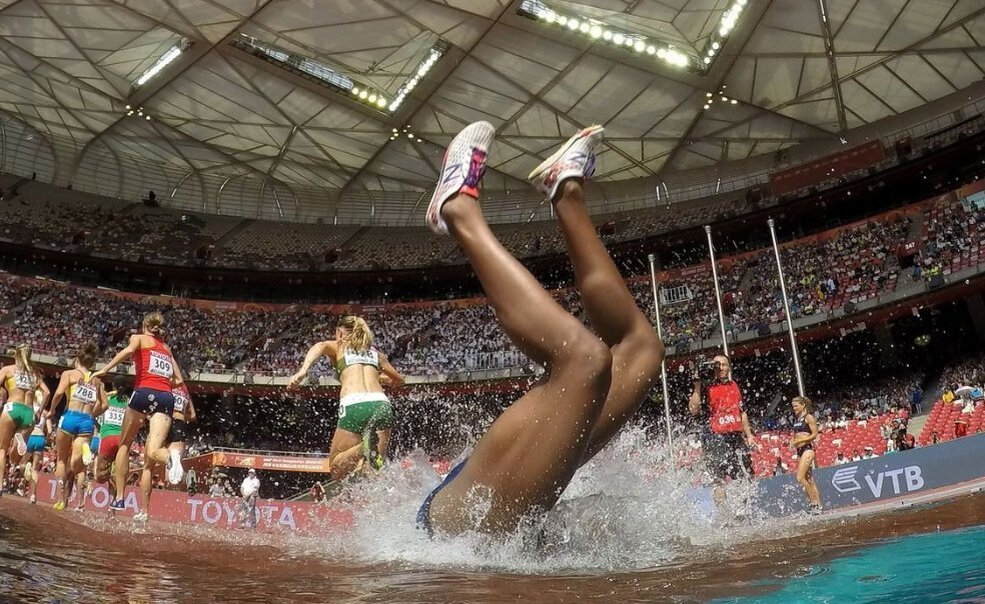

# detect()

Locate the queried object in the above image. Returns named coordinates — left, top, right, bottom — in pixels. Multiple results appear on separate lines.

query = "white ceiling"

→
left=0, top=0, right=983, bottom=223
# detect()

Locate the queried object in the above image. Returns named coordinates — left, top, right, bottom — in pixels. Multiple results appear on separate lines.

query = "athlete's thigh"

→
left=144, top=414, right=171, bottom=452
left=328, top=427, right=361, bottom=457
left=0, top=413, right=15, bottom=445
left=433, top=379, right=597, bottom=524
left=119, top=408, right=145, bottom=446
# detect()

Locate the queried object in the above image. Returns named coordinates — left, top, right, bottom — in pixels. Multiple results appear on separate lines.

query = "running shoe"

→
left=109, top=498, right=126, bottom=511
left=133, top=511, right=148, bottom=523
left=53, top=501, right=66, bottom=512
left=13, top=433, right=26, bottom=456
left=29, top=495, right=36, bottom=504
left=426, top=121, right=495, bottom=235
left=527, top=125, right=603, bottom=202
left=167, top=449, right=184, bottom=485
left=81, top=441, right=93, bottom=466
left=23, top=464, right=32, bottom=482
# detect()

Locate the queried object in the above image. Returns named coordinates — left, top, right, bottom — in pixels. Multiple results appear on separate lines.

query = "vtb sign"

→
left=831, top=465, right=925, bottom=498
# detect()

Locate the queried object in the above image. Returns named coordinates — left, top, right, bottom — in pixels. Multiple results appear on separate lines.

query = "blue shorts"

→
left=26, top=435, right=46, bottom=454
left=90, top=437, right=100, bottom=454
left=129, top=388, right=174, bottom=416
left=59, top=410, right=95, bottom=437
left=416, top=459, right=467, bottom=537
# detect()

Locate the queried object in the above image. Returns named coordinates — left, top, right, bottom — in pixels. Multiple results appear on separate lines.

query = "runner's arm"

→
left=47, top=371, right=73, bottom=418
left=289, top=342, right=330, bottom=388
left=688, top=381, right=702, bottom=416
left=92, top=335, right=141, bottom=379
left=185, top=396, right=197, bottom=424
left=379, top=353, right=404, bottom=388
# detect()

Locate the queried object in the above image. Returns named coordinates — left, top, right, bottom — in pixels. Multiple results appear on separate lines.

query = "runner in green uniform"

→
left=91, top=376, right=131, bottom=489
left=289, top=316, right=404, bottom=481
left=0, top=345, right=48, bottom=497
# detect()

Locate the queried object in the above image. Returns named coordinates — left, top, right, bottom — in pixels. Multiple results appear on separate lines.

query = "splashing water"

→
left=301, top=424, right=813, bottom=574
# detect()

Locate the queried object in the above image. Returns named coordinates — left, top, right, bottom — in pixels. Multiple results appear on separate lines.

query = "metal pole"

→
left=767, top=218, right=806, bottom=397
left=704, top=225, right=730, bottom=357
left=648, top=253, right=674, bottom=452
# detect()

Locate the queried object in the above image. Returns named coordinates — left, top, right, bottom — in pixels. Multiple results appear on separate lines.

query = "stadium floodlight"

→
left=232, top=33, right=445, bottom=114
left=135, top=43, right=185, bottom=86
left=518, top=0, right=700, bottom=71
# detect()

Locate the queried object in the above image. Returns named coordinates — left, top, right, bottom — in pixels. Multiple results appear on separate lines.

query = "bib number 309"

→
left=149, top=351, right=174, bottom=378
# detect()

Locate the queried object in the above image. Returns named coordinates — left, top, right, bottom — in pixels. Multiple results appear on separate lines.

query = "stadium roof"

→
left=0, top=0, right=983, bottom=224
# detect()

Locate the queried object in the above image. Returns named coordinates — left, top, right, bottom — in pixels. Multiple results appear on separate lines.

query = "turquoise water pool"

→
left=720, top=524, right=985, bottom=603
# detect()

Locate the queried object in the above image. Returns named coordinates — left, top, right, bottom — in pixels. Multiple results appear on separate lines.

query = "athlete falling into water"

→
left=93, top=311, right=187, bottom=522
left=0, top=345, right=48, bottom=498
left=48, top=342, right=105, bottom=511
left=289, top=316, right=404, bottom=481
left=417, top=122, right=664, bottom=535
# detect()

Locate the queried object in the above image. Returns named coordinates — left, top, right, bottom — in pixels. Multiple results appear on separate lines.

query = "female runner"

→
left=790, top=396, right=822, bottom=513
left=0, top=345, right=48, bottom=497
left=92, top=311, right=186, bottom=521
left=24, top=387, right=52, bottom=503
left=48, top=342, right=105, bottom=511
left=166, top=381, right=196, bottom=484
left=289, top=316, right=404, bottom=481
left=91, top=376, right=131, bottom=488
left=417, top=122, right=663, bottom=535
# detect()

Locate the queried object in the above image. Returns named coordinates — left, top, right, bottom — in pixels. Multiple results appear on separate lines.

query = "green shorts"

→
left=3, top=402, right=34, bottom=430
left=337, top=400, right=393, bottom=435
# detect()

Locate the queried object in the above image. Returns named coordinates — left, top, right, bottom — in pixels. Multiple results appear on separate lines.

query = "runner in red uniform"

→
left=92, top=311, right=186, bottom=522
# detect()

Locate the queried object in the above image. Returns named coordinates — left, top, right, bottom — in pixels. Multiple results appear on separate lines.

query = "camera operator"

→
left=688, top=355, right=756, bottom=483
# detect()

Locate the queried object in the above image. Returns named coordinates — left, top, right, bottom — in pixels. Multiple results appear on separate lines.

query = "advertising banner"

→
left=34, top=475, right=353, bottom=534
left=211, top=451, right=332, bottom=473
left=751, top=434, right=985, bottom=516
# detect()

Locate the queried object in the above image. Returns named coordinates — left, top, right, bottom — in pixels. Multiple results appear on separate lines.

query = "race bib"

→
left=343, top=349, right=378, bottom=368
left=173, top=392, right=186, bottom=413
left=149, top=350, right=174, bottom=378
left=104, top=406, right=125, bottom=427
left=13, top=371, right=34, bottom=391
left=72, top=382, right=97, bottom=404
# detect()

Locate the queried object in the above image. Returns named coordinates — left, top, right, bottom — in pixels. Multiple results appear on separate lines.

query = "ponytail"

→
left=14, top=344, right=35, bottom=378
left=339, top=316, right=373, bottom=353
left=143, top=311, right=165, bottom=338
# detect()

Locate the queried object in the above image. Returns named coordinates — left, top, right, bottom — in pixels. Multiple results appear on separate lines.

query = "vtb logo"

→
left=831, top=465, right=925, bottom=497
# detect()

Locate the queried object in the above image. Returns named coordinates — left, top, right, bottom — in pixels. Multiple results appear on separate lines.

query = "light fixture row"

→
left=521, top=1, right=691, bottom=69
left=389, top=126, right=423, bottom=143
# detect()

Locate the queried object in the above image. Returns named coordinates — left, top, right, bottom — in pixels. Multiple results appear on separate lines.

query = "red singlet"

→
left=133, top=337, right=175, bottom=391
left=706, top=381, right=745, bottom=434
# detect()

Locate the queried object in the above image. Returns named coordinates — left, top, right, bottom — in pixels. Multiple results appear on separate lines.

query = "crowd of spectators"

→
left=1, top=193, right=983, bottom=377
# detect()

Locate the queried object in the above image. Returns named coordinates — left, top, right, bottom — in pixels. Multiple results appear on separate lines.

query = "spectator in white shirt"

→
left=240, top=469, right=260, bottom=529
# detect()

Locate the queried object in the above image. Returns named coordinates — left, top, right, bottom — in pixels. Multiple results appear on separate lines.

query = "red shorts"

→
left=98, top=435, right=121, bottom=460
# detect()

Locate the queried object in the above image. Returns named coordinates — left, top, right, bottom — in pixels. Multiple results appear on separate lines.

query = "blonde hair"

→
left=77, top=341, right=99, bottom=370
left=793, top=396, right=814, bottom=413
left=338, top=316, right=373, bottom=353
left=143, top=311, right=165, bottom=338
left=14, top=344, right=35, bottom=376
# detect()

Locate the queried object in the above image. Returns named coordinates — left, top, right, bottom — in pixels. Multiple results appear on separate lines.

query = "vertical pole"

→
left=768, top=218, right=806, bottom=397
left=648, top=254, right=674, bottom=451
left=704, top=225, right=730, bottom=356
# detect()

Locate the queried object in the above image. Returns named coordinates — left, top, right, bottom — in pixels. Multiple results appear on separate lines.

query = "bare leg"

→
left=54, top=430, right=73, bottom=507
left=114, top=409, right=145, bottom=502
left=140, top=413, right=171, bottom=516
left=327, top=429, right=363, bottom=482
left=428, top=194, right=612, bottom=534
left=0, top=415, right=13, bottom=496
left=553, top=179, right=664, bottom=461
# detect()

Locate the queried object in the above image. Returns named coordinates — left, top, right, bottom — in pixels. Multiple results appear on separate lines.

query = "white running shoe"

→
left=81, top=441, right=93, bottom=466
left=13, top=433, right=26, bottom=457
left=426, top=121, right=495, bottom=235
left=527, top=125, right=604, bottom=202
left=133, top=511, right=148, bottom=523
left=167, top=449, right=184, bottom=485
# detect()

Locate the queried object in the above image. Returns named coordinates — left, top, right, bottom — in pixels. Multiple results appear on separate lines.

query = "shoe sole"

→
left=527, top=125, right=604, bottom=181
left=426, top=121, right=496, bottom=233
left=14, top=434, right=26, bottom=456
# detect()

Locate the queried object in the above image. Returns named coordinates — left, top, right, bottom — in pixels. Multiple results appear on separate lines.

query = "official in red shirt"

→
left=688, top=355, right=756, bottom=482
